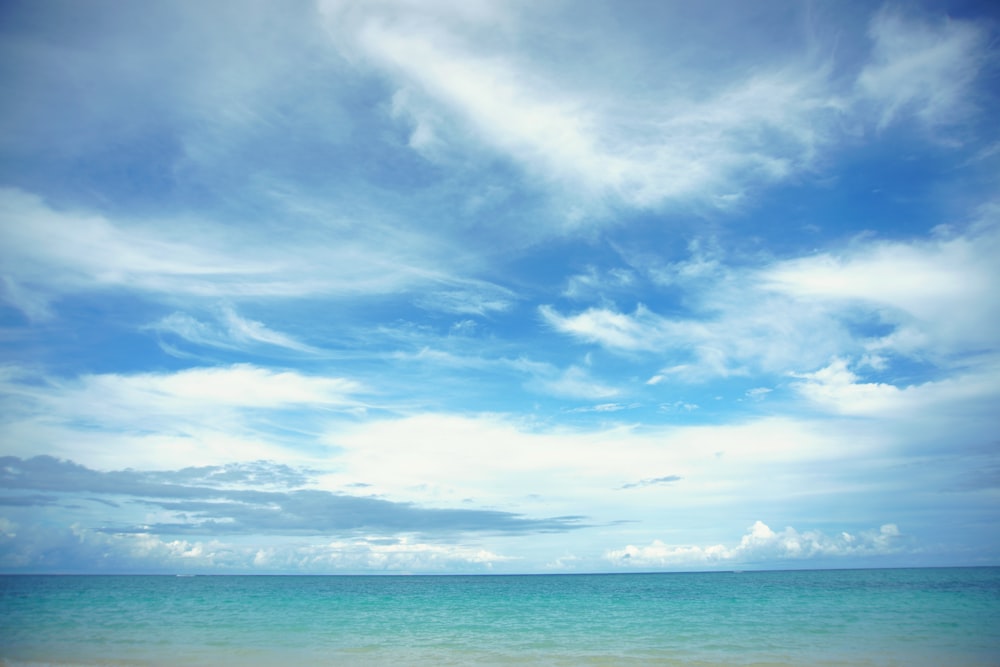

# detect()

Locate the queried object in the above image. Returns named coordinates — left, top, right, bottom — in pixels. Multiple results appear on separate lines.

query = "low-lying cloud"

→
left=0, top=456, right=587, bottom=537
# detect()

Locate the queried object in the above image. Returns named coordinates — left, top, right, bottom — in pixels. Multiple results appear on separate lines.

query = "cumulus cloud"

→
left=606, top=521, right=908, bottom=568
left=792, top=359, right=902, bottom=415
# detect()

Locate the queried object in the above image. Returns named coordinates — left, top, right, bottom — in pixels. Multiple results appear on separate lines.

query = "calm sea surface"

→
left=1, top=568, right=998, bottom=666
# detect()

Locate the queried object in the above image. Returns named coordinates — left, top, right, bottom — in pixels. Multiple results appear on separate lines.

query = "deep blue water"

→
left=1, top=568, right=998, bottom=666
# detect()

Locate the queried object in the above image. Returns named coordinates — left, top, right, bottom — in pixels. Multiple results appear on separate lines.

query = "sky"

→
left=1, top=0, right=998, bottom=574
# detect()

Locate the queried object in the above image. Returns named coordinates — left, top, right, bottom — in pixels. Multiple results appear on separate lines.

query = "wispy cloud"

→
left=0, top=365, right=366, bottom=469
left=0, top=188, right=267, bottom=312
left=539, top=304, right=690, bottom=353
left=526, top=364, right=621, bottom=401
left=413, top=280, right=518, bottom=315
left=857, top=8, right=992, bottom=130
left=543, top=214, right=1000, bottom=382
left=0, top=188, right=472, bottom=317
left=618, top=475, right=683, bottom=490
left=148, top=305, right=322, bottom=354
left=563, top=267, right=636, bottom=300
left=320, top=1, right=845, bottom=216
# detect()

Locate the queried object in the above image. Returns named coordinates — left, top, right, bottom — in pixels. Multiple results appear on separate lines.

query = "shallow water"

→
left=2, top=568, right=998, bottom=666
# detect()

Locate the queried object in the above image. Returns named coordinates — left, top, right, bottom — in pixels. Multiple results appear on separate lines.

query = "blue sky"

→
left=1, top=0, right=998, bottom=574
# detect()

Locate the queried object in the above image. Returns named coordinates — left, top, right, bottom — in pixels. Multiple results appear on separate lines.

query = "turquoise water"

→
left=2, top=568, right=998, bottom=666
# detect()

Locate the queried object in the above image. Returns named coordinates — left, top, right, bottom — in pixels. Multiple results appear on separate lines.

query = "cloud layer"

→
left=1, top=0, right=998, bottom=573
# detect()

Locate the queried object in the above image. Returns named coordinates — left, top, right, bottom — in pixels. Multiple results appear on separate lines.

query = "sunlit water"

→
left=2, top=568, right=998, bottom=666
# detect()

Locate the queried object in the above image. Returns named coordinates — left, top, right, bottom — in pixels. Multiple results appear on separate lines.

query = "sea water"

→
left=1, top=568, right=998, bottom=666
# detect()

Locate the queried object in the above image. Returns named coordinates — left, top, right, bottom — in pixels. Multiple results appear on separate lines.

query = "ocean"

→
left=1, top=568, right=998, bottom=666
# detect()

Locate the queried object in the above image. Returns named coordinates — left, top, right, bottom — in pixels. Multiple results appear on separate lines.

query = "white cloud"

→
left=386, top=343, right=629, bottom=405
left=0, top=188, right=465, bottom=316
left=252, top=536, right=514, bottom=572
left=857, top=8, right=990, bottom=130
left=218, top=306, right=318, bottom=351
left=320, top=0, right=843, bottom=215
left=563, top=267, right=635, bottom=300
left=745, top=387, right=772, bottom=401
left=569, top=403, right=632, bottom=414
left=793, top=359, right=901, bottom=416
left=762, top=216, right=1000, bottom=361
left=413, top=280, right=518, bottom=315
left=2, top=1, right=998, bottom=574
left=540, top=296, right=843, bottom=380
left=658, top=401, right=699, bottom=413
left=0, top=276, right=53, bottom=322
left=315, top=1, right=997, bottom=227
left=320, top=410, right=885, bottom=516
left=0, top=522, right=512, bottom=573
left=539, top=304, right=692, bottom=353
left=527, top=365, right=621, bottom=401
left=2, top=388, right=986, bottom=569
left=68, top=365, right=360, bottom=411
left=0, top=188, right=266, bottom=304
left=792, top=357, right=1000, bottom=419
left=150, top=305, right=321, bottom=354
left=606, top=521, right=907, bottom=568
left=643, top=238, right=724, bottom=287
left=544, top=215, right=1000, bottom=381
left=0, top=365, right=365, bottom=469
